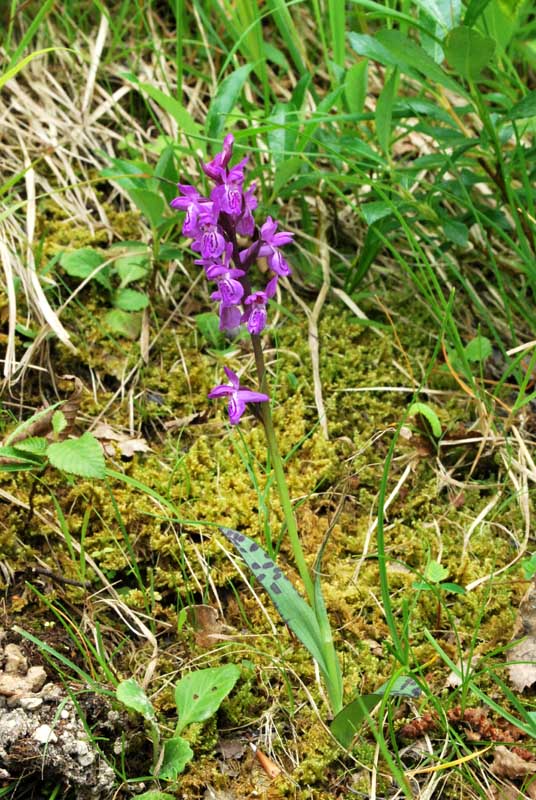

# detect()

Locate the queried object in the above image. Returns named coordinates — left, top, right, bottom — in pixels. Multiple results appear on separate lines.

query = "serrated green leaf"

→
left=116, top=678, right=156, bottom=721
left=408, top=402, right=442, bottom=438
left=47, top=433, right=105, bottom=478
left=444, top=26, right=495, bottom=80
left=220, top=527, right=332, bottom=683
left=60, top=248, right=111, bottom=289
left=206, top=64, right=253, bottom=140
left=158, top=736, right=193, bottom=780
left=0, top=445, right=45, bottom=468
left=10, top=437, right=48, bottom=455
left=175, top=664, right=240, bottom=734
left=114, top=288, right=149, bottom=311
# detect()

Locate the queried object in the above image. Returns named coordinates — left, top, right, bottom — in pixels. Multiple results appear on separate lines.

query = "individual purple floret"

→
left=210, top=158, right=249, bottom=216
left=242, top=276, right=278, bottom=335
left=208, top=367, right=269, bottom=425
left=202, top=133, right=235, bottom=181
left=191, top=205, right=226, bottom=260
left=170, top=185, right=210, bottom=237
left=257, top=217, right=294, bottom=277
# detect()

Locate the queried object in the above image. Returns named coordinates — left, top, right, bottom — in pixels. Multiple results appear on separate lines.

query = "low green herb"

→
left=116, top=664, right=240, bottom=783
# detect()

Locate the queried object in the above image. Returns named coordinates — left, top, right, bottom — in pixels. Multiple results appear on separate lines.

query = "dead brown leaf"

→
left=491, top=746, right=536, bottom=780
left=186, top=604, right=235, bottom=648
left=92, top=423, right=150, bottom=459
left=508, top=638, right=536, bottom=692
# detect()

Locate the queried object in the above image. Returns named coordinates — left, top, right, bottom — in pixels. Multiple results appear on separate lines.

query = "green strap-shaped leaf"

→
left=331, top=676, right=421, bottom=747
left=220, top=527, right=331, bottom=682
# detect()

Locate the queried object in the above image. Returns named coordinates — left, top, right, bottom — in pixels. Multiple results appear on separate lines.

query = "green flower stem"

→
left=251, top=333, right=315, bottom=607
left=251, top=334, right=343, bottom=713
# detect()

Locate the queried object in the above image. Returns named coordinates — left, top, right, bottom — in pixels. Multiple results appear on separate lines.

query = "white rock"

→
left=33, top=724, right=58, bottom=744
left=18, top=696, right=43, bottom=711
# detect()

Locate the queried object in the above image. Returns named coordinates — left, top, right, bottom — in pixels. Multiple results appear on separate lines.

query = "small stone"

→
left=26, top=666, right=47, bottom=692
left=60, top=708, right=70, bottom=719
left=33, top=724, right=58, bottom=745
left=18, top=696, right=43, bottom=711
left=4, top=644, right=28, bottom=675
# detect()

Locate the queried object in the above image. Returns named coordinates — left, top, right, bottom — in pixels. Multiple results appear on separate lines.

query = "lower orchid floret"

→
left=208, top=366, right=269, bottom=425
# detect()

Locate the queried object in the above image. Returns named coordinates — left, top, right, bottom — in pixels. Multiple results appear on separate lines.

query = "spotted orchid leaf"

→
left=220, top=527, right=332, bottom=683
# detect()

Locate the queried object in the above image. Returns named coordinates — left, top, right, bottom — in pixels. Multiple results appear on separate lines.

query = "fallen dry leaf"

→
left=92, top=423, right=150, bottom=459
left=508, top=639, right=536, bottom=692
left=491, top=746, right=536, bottom=780
left=508, top=582, right=536, bottom=692
left=186, top=604, right=235, bottom=648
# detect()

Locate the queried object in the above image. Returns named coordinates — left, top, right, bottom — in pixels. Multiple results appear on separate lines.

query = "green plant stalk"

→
left=251, top=333, right=314, bottom=605
left=251, top=333, right=343, bottom=713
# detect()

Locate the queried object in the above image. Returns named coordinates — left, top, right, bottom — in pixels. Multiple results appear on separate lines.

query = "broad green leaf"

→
left=507, top=91, right=536, bottom=121
left=195, top=312, right=225, bottom=350
left=105, top=309, right=142, bottom=340
left=220, top=527, right=332, bottom=683
left=349, top=31, right=466, bottom=97
left=444, top=26, right=495, bottom=80
left=443, top=219, right=469, bottom=246
left=136, top=792, right=176, bottom=800
left=408, top=402, right=442, bottom=437
left=464, top=335, right=492, bottom=362
left=441, top=582, right=466, bottom=594
left=0, top=445, right=45, bottom=469
left=128, top=189, right=165, bottom=229
left=125, top=76, right=201, bottom=138
left=331, top=676, right=421, bottom=747
left=114, top=288, right=149, bottom=312
left=52, top=411, right=67, bottom=436
left=4, top=403, right=61, bottom=446
left=268, top=103, right=297, bottom=166
left=174, top=664, right=240, bottom=734
left=376, top=68, right=398, bottom=156
left=114, top=254, right=149, bottom=288
left=100, top=157, right=157, bottom=193
left=414, top=0, right=462, bottom=29
left=206, top=64, right=253, bottom=140
left=464, top=0, right=494, bottom=26
left=344, top=61, right=368, bottom=115
left=424, top=560, right=449, bottom=583
left=361, top=201, right=393, bottom=225
left=10, top=437, right=48, bottom=455
left=155, top=145, right=179, bottom=204
left=377, top=29, right=466, bottom=95
left=47, top=433, right=105, bottom=478
left=60, top=249, right=111, bottom=290
left=158, top=737, right=194, bottom=780
left=116, top=678, right=156, bottom=721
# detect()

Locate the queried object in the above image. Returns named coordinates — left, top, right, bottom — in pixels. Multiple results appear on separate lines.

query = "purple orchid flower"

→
left=191, top=206, right=226, bottom=260
left=236, top=182, right=258, bottom=237
left=170, top=184, right=210, bottom=237
left=208, top=366, right=269, bottom=424
left=217, top=303, right=243, bottom=331
left=202, top=133, right=235, bottom=182
left=257, top=216, right=294, bottom=277
left=242, top=276, right=278, bottom=335
left=210, top=158, right=249, bottom=216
